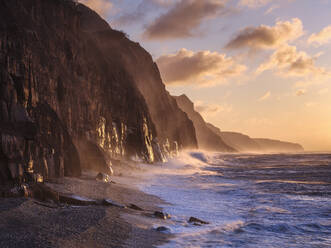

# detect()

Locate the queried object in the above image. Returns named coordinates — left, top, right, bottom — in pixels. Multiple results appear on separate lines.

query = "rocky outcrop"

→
left=212, top=129, right=261, bottom=152
left=253, top=138, right=304, bottom=153
left=175, top=94, right=304, bottom=153
left=0, top=0, right=190, bottom=185
left=207, top=127, right=304, bottom=153
left=174, top=95, right=235, bottom=152
left=87, top=17, right=198, bottom=152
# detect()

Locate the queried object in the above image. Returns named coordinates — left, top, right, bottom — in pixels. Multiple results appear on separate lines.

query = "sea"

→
left=135, top=151, right=331, bottom=248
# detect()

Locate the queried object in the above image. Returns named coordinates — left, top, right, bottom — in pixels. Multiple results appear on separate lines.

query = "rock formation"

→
left=88, top=12, right=198, bottom=152
left=209, top=127, right=261, bottom=152
left=174, top=95, right=235, bottom=152
left=0, top=0, right=197, bottom=185
left=253, top=138, right=304, bottom=153
left=175, top=94, right=304, bottom=153
left=209, top=128, right=304, bottom=153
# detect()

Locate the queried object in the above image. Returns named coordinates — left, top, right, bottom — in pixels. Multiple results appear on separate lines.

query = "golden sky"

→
left=80, top=0, right=331, bottom=151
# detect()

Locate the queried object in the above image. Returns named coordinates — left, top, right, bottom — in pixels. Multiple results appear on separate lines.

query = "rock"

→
left=102, top=199, right=126, bottom=208
left=154, top=211, right=171, bottom=220
left=0, top=0, right=159, bottom=185
left=29, top=183, right=60, bottom=202
left=188, top=217, right=210, bottom=225
left=11, top=104, right=33, bottom=122
left=58, top=194, right=97, bottom=206
left=174, top=95, right=236, bottom=152
left=21, top=184, right=30, bottom=197
left=155, top=226, right=171, bottom=233
left=128, top=204, right=144, bottom=211
left=96, top=172, right=112, bottom=183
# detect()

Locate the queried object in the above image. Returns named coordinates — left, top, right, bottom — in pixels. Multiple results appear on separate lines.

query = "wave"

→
left=134, top=150, right=331, bottom=248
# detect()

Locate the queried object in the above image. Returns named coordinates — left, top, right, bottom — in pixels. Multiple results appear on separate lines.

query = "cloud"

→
left=143, top=0, right=227, bottom=40
left=258, top=91, right=271, bottom=101
left=195, top=101, right=232, bottom=117
left=79, top=0, right=113, bottom=18
left=239, top=0, right=296, bottom=9
left=264, top=5, right=280, bottom=15
left=257, top=44, right=326, bottom=77
left=226, top=18, right=303, bottom=50
left=308, top=25, right=331, bottom=46
left=156, top=48, right=246, bottom=86
left=296, top=89, right=306, bottom=96
left=114, top=0, right=178, bottom=26
left=151, top=0, right=179, bottom=7
left=239, top=0, right=272, bottom=8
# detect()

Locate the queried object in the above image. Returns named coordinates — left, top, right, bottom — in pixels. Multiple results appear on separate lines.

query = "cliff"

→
left=174, top=95, right=235, bottom=152
left=208, top=128, right=304, bottom=153
left=207, top=125, right=261, bottom=152
left=90, top=20, right=198, bottom=152
left=253, top=138, right=304, bottom=153
left=0, top=0, right=196, bottom=185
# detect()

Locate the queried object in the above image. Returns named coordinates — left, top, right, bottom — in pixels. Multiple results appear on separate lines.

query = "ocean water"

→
left=137, top=152, right=331, bottom=248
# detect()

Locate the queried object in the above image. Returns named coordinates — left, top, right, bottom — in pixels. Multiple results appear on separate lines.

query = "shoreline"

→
left=0, top=166, right=172, bottom=248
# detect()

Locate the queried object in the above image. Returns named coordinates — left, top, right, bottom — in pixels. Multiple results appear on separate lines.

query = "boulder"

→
left=155, top=226, right=171, bottom=233
left=58, top=194, right=97, bottom=206
left=96, top=172, right=112, bottom=183
left=188, top=217, right=210, bottom=225
left=102, top=199, right=126, bottom=208
left=128, top=204, right=144, bottom=211
left=154, top=211, right=171, bottom=220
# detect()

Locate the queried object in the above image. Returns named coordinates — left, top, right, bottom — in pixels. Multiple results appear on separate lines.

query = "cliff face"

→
left=0, top=0, right=178, bottom=185
left=217, top=131, right=262, bottom=152
left=174, top=95, right=235, bottom=152
left=90, top=24, right=198, bottom=152
left=208, top=128, right=304, bottom=153
left=253, top=138, right=304, bottom=153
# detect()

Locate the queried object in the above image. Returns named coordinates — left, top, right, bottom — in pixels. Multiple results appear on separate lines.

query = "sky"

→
left=79, top=0, right=331, bottom=151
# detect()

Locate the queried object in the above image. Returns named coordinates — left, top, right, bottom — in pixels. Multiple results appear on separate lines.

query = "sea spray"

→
left=132, top=151, right=331, bottom=248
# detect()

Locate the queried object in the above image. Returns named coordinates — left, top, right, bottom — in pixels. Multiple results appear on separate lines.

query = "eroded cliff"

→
left=174, top=95, right=235, bottom=152
left=0, top=0, right=194, bottom=185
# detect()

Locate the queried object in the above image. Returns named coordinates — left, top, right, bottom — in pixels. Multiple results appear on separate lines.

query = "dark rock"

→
left=33, top=201, right=60, bottom=209
left=102, top=199, right=126, bottom=208
left=174, top=95, right=236, bottom=152
left=128, top=204, right=144, bottom=211
left=96, top=172, right=112, bottom=183
left=0, top=0, right=201, bottom=187
left=89, top=24, right=198, bottom=155
left=155, top=226, right=171, bottom=233
left=188, top=217, right=210, bottom=225
left=0, top=0, right=163, bottom=184
left=29, top=183, right=60, bottom=202
left=154, top=211, right=171, bottom=220
left=58, top=194, right=97, bottom=206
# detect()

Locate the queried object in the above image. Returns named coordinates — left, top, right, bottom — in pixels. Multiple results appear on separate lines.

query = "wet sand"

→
left=0, top=168, right=171, bottom=248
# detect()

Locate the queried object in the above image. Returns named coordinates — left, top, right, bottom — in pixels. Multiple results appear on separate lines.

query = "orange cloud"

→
left=156, top=48, right=246, bottom=86
left=296, top=89, right=306, bottom=96
left=143, top=0, right=227, bottom=40
left=258, top=91, right=271, bottom=101
left=308, top=25, right=331, bottom=46
left=239, top=0, right=272, bottom=8
left=257, top=45, right=326, bottom=77
left=226, top=18, right=303, bottom=50
left=195, top=101, right=232, bottom=117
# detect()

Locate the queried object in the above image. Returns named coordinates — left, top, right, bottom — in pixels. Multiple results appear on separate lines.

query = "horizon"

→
left=79, top=0, right=331, bottom=151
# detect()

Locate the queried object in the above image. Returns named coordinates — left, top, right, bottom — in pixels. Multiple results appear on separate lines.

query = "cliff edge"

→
left=174, top=95, right=235, bottom=152
left=0, top=0, right=197, bottom=185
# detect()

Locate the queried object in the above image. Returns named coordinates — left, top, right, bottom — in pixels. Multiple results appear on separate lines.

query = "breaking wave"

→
left=136, top=151, right=331, bottom=247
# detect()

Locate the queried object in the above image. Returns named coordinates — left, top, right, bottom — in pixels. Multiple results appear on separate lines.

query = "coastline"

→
left=0, top=165, right=171, bottom=248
